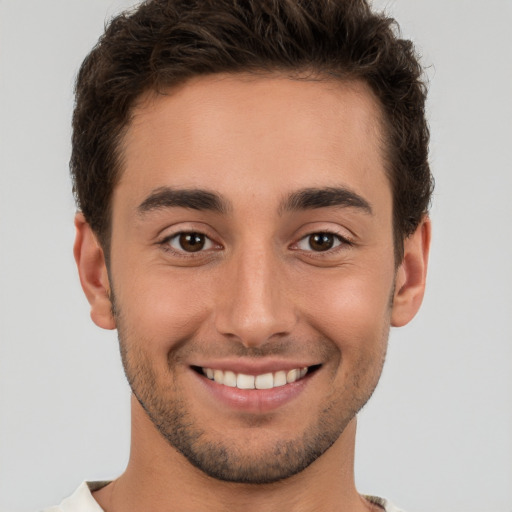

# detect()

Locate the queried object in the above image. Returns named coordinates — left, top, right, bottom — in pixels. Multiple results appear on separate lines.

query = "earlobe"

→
left=391, top=216, right=431, bottom=327
left=73, top=213, right=116, bottom=330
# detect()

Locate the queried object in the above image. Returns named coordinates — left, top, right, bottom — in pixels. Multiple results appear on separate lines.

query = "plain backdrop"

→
left=0, top=1, right=511, bottom=511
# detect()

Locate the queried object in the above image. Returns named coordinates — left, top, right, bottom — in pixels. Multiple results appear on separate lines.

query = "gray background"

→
left=0, top=1, right=511, bottom=511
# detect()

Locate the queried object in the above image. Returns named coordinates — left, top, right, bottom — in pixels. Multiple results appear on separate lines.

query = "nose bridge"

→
left=214, top=241, right=296, bottom=346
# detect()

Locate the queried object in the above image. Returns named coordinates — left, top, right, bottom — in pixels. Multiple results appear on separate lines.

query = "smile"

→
left=201, top=367, right=311, bottom=390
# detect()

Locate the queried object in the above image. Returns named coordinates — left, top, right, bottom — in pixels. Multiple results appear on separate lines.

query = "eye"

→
left=166, top=232, right=215, bottom=253
left=296, top=232, right=344, bottom=252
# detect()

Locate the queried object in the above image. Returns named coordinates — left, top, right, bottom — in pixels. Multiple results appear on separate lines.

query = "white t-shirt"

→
left=43, top=481, right=405, bottom=512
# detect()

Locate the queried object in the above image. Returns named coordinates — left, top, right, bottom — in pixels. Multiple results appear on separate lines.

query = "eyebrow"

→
left=137, top=185, right=372, bottom=217
left=280, top=187, right=373, bottom=215
left=137, top=187, right=229, bottom=215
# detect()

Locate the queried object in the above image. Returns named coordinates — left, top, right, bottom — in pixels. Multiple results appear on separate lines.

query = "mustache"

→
left=112, top=299, right=338, bottom=363
left=168, top=336, right=337, bottom=362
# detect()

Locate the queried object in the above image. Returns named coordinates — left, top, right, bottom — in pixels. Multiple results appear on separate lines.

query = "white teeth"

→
left=274, top=370, right=287, bottom=387
left=202, top=366, right=311, bottom=389
left=286, top=369, right=298, bottom=383
left=237, top=373, right=255, bottom=389
left=255, top=373, right=274, bottom=390
left=214, top=369, right=224, bottom=384
left=223, top=370, right=237, bottom=387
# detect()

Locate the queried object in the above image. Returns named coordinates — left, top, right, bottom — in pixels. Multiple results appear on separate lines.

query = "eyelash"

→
left=159, top=232, right=221, bottom=257
left=158, top=230, right=353, bottom=257
left=293, top=231, right=354, bottom=253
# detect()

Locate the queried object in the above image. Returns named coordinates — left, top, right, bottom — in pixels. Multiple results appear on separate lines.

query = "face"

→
left=84, top=74, right=419, bottom=483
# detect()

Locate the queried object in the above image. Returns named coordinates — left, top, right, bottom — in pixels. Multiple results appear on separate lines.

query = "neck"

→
left=94, top=395, right=372, bottom=512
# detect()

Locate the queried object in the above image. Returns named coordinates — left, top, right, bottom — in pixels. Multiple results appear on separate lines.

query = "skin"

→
left=74, top=74, right=430, bottom=512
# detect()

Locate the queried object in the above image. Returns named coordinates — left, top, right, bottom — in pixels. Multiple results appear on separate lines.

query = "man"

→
left=48, top=0, right=432, bottom=510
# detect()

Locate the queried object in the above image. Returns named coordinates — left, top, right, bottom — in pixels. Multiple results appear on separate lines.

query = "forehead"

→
left=116, top=73, right=390, bottom=214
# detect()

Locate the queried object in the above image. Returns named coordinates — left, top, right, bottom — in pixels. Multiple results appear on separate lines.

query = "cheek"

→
left=292, top=267, right=392, bottom=410
left=113, top=265, right=215, bottom=354
left=298, top=266, right=394, bottom=351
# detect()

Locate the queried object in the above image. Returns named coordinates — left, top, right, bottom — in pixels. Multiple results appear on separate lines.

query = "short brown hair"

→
left=72, top=0, right=433, bottom=259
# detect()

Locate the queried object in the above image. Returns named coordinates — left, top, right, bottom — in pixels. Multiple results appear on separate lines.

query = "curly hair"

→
left=72, top=0, right=433, bottom=260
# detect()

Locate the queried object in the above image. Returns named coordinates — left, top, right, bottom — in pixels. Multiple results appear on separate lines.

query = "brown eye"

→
left=308, top=233, right=335, bottom=251
left=179, top=233, right=206, bottom=252
left=167, top=232, right=214, bottom=253
left=295, top=232, right=344, bottom=252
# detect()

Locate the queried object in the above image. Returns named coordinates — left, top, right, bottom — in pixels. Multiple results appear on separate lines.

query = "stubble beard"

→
left=116, top=333, right=388, bottom=484
left=124, top=356, right=353, bottom=484
left=111, top=282, right=390, bottom=484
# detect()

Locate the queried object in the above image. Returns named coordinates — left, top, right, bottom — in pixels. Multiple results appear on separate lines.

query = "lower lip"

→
left=193, top=370, right=312, bottom=414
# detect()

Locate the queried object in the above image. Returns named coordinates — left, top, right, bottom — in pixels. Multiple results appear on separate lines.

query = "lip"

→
left=190, top=361, right=318, bottom=414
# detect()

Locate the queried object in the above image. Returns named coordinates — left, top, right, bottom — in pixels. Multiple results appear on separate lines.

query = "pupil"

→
left=179, top=233, right=205, bottom=252
left=310, top=233, right=334, bottom=251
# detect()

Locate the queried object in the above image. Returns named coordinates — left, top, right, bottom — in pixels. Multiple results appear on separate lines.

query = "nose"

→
left=214, top=246, right=297, bottom=347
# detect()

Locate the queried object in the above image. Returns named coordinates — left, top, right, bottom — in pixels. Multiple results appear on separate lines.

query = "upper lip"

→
left=191, top=359, right=320, bottom=375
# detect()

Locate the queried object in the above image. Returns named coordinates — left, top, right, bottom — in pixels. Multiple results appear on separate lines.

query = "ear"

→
left=73, top=213, right=116, bottom=330
left=391, top=216, right=431, bottom=327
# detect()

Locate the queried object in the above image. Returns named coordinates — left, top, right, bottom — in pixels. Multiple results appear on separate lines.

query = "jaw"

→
left=112, top=398, right=362, bottom=512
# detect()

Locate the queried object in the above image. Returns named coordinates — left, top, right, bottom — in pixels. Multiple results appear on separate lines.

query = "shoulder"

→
left=364, top=495, right=406, bottom=512
left=41, top=482, right=110, bottom=512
